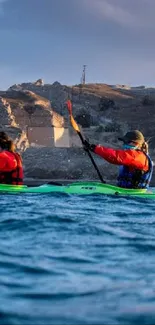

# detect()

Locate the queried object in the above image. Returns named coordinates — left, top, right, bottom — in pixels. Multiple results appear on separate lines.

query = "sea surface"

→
left=0, top=193, right=155, bottom=325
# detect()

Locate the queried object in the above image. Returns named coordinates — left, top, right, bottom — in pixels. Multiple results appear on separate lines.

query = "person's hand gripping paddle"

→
left=66, top=100, right=105, bottom=183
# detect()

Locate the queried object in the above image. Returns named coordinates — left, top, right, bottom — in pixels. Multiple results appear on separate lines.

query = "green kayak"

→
left=0, top=182, right=154, bottom=199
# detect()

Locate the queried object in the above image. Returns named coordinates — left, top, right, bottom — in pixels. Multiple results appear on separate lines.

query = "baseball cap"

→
left=118, top=130, right=145, bottom=144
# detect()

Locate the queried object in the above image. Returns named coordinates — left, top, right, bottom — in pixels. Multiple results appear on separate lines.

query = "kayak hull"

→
left=0, top=182, right=154, bottom=199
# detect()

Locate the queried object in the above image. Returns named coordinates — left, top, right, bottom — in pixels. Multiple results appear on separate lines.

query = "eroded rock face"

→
left=34, top=79, right=44, bottom=86
left=0, top=95, right=29, bottom=152
left=1, top=89, right=66, bottom=128
left=15, top=130, right=29, bottom=152
left=6, top=89, right=50, bottom=108
left=0, top=125, right=29, bottom=153
left=0, top=97, right=16, bottom=127
left=8, top=84, right=22, bottom=91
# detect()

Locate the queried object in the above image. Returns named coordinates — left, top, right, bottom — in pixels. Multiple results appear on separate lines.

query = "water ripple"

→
left=0, top=193, right=155, bottom=324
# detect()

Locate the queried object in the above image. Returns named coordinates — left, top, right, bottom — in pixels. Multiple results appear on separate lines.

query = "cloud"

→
left=1, top=0, right=155, bottom=33
left=0, top=0, right=84, bottom=32
left=0, top=0, right=8, bottom=14
left=82, top=0, right=155, bottom=29
left=88, top=0, right=134, bottom=27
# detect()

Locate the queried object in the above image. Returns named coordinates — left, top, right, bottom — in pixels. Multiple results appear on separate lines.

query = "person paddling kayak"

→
left=0, top=132, right=23, bottom=185
left=83, top=130, right=153, bottom=189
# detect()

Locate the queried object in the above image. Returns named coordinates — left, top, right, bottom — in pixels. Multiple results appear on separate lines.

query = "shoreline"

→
left=23, top=178, right=106, bottom=186
left=24, top=178, right=155, bottom=187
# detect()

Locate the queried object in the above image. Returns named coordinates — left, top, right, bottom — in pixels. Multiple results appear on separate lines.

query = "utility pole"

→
left=79, top=65, right=87, bottom=100
left=81, top=65, right=87, bottom=85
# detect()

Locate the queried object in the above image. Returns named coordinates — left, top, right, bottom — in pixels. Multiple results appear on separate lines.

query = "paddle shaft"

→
left=66, top=99, right=106, bottom=183
left=77, top=131, right=106, bottom=184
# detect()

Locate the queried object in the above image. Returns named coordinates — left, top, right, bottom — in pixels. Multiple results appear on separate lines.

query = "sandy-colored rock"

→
left=0, top=97, right=16, bottom=126
left=1, top=89, right=66, bottom=128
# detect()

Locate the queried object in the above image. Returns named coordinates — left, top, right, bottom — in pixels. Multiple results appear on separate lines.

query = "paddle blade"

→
left=70, top=115, right=80, bottom=133
left=66, top=100, right=80, bottom=133
left=66, top=100, right=72, bottom=115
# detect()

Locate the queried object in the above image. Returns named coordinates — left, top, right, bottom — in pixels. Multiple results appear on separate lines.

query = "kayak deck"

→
left=0, top=182, right=154, bottom=199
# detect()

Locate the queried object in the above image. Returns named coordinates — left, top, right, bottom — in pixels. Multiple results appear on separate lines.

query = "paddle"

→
left=66, top=100, right=106, bottom=183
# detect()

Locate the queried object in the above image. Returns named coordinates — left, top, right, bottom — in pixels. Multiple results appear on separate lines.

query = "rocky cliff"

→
left=1, top=79, right=155, bottom=185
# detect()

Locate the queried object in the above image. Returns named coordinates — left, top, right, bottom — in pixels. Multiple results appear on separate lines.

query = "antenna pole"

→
left=81, top=65, right=87, bottom=85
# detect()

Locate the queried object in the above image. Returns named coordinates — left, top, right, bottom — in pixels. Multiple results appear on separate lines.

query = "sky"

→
left=0, top=0, right=155, bottom=89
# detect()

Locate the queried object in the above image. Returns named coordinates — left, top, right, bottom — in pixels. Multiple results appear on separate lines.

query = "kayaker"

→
left=0, top=132, right=23, bottom=185
left=83, top=130, right=153, bottom=189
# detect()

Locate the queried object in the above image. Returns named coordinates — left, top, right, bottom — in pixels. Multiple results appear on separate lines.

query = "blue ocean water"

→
left=0, top=193, right=155, bottom=325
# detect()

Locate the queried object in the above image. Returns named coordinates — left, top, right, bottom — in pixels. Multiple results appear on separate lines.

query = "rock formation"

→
left=0, top=96, right=29, bottom=152
left=0, top=97, right=16, bottom=127
left=34, top=79, right=44, bottom=86
left=1, top=89, right=66, bottom=129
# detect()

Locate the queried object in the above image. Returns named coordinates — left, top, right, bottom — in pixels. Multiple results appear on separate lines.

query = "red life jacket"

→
left=0, top=152, right=23, bottom=185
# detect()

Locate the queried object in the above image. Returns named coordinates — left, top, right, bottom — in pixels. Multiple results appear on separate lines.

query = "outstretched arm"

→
left=94, top=145, right=148, bottom=171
